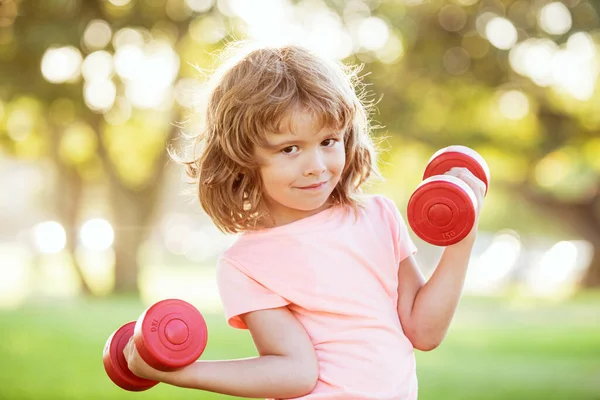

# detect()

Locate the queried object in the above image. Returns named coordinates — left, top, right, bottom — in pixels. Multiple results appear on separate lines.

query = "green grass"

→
left=0, top=294, right=599, bottom=399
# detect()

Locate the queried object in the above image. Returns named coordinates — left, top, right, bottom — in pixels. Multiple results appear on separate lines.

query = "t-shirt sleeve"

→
left=216, top=255, right=291, bottom=329
left=381, top=196, right=418, bottom=264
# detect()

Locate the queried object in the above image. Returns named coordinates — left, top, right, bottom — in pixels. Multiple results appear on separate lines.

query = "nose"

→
left=303, top=148, right=326, bottom=176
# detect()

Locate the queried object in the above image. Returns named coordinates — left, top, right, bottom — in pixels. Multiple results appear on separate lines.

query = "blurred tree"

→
left=366, top=0, right=600, bottom=286
left=0, top=0, right=221, bottom=294
left=1, top=0, right=599, bottom=295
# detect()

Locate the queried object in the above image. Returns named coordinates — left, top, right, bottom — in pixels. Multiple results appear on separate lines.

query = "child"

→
left=123, top=41, right=486, bottom=399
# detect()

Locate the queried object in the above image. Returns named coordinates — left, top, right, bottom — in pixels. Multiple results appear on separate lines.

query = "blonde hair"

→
left=171, top=42, right=381, bottom=233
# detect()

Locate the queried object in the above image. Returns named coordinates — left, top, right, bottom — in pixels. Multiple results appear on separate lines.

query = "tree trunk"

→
left=104, top=120, right=180, bottom=294
left=49, top=122, right=94, bottom=295
left=581, top=241, right=600, bottom=287
left=518, top=184, right=600, bottom=288
left=56, top=167, right=94, bottom=296
left=558, top=198, right=600, bottom=289
left=109, top=183, right=156, bottom=294
left=579, top=199, right=600, bottom=288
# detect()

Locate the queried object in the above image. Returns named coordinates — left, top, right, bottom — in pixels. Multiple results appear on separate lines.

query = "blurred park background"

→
left=1, top=0, right=600, bottom=398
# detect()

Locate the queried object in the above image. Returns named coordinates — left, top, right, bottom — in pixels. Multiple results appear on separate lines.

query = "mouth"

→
left=297, top=180, right=328, bottom=190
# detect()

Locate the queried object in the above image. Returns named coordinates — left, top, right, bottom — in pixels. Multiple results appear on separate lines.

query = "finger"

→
left=124, top=337, right=134, bottom=358
left=455, top=171, right=483, bottom=188
left=457, top=175, right=486, bottom=199
left=469, top=178, right=486, bottom=197
left=442, top=168, right=486, bottom=197
left=444, top=167, right=464, bottom=176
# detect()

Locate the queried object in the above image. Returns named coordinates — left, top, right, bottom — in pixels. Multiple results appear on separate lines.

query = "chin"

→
left=297, top=203, right=326, bottom=212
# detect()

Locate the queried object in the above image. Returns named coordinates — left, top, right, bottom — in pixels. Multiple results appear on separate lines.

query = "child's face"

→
left=254, top=111, right=346, bottom=226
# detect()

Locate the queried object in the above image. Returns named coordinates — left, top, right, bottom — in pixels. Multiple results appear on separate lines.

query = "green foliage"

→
left=1, top=0, right=600, bottom=288
left=1, top=0, right=598, bottom=227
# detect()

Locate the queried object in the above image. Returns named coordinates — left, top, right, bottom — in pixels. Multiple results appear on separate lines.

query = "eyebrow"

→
left=265, top=130, right=344, bottom=150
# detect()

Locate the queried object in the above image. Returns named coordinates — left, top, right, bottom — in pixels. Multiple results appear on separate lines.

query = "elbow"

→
left=275, top=355, right=318, bottom=398
left=406, top=328, right=444, bottom=352
left=413, top=339, right=441, bottom=352
left=296, top=375, right=318, bottom=397
left=291, top=358, right=319, bottom=397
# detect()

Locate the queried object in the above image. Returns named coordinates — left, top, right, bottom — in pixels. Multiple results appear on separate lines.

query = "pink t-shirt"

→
left=216, top=194, right=419, bottom=400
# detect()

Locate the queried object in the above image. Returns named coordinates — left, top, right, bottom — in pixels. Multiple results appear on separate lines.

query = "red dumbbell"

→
left=407, top=145, right=490, bottom=246
left=102, top=299, right=208, bottom=391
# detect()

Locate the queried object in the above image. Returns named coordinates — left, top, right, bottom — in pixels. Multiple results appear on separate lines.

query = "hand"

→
left=444, top=167, right=486, bottom=238
left=123, top=336, right=164, bottom=382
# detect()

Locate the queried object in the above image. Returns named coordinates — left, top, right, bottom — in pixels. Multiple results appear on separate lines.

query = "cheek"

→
left=332, top=147, right=346, bottom=176
left=259, top=161, right=295, bottom=188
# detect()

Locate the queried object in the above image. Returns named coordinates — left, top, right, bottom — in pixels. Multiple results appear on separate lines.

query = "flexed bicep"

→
left=241, top=307, right=319, bottom=391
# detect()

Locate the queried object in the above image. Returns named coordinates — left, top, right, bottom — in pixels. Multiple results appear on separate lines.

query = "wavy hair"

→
left=170, top=42, right=381, bottom=233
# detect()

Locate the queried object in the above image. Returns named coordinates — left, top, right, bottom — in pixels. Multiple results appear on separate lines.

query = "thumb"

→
left=123, top=337, right=134, bottom=359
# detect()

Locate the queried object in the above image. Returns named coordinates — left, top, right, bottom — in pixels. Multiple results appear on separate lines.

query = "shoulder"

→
left=220, top=229, right=282, bottom=258
left=358, top=194, right=401, bottom=219
left=358, top=194, right=412, bottom=241
left=217, top=230, right=285, bottom=277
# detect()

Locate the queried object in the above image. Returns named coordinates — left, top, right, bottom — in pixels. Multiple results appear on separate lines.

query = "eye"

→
left=321, top=138, right=339, bottom=147
left=281, top=145, right=299, bottom=154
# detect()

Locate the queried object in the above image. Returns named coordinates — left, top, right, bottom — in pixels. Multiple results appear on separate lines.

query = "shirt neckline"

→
left=242, top=203, right=344, bottom=237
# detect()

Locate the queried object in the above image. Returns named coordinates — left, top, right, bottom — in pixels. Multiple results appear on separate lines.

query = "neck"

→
left=264, top=201, right=334, bottom=228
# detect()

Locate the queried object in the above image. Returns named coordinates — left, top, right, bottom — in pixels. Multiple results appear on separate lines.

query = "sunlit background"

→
left=1, top=0, right=599, bottom=399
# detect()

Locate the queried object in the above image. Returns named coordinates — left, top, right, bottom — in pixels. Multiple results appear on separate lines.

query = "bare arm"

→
left=397, top=167, right=485, bottom=351
left=125, top=307, right=319, bottom=398
left=396, top=235, right=475, bottom=351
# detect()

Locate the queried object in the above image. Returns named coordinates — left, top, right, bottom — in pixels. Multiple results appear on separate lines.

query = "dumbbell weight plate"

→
left=102, top=321, right=159, bottom=391
left=423, top=145, right=490, bottom=195
left=407, top=175, right=478, bottom=246
left=134, top=299, right=208, bottom=371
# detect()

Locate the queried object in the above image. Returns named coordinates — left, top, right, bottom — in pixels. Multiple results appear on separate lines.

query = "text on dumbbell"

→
left=441, top=230, right=456, bottom=239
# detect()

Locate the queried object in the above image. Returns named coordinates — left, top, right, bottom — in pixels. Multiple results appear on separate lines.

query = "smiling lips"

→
left=297, top=180, right=328, bottom=190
